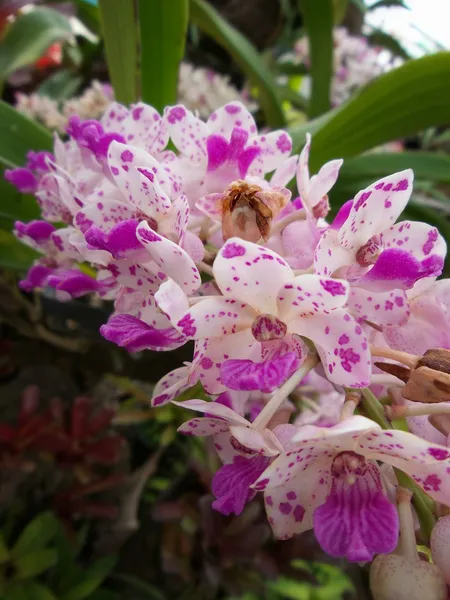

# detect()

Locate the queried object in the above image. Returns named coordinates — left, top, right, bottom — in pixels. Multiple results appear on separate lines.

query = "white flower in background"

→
left=286, top=27, right=388, bottom=107
left=16, top=64, right=256, bottom=131
left=177, top=63, right=256, bottom=119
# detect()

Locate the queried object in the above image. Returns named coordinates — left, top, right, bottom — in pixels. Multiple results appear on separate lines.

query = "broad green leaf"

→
left=292, top=53, right=450, bottom=170
left=333, top=0, right=349, bottom=24
left=98, top=0, right=138, bottom=105
left=15, top=549, right=58, bottom=580
left=37, top=70, right=83, bottom=101
left=60, top=555, right=117, bottom=600
left=0, top=7, right=73, bottom=79
left=190, top=0, right=285, bottom=127
left=339, top=152, right=450, bottom=184
left=139, top=0, right=188, bottom=111
left=367, top=30, right=410, bottom=60
left=300, top=0, right=333, bottom=118
left=11, top=513, right=58, bottom=559
left=0, top=101, right=53, bottom=168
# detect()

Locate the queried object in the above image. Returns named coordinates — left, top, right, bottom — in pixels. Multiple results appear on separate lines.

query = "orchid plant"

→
left=6, top=98, right=450, bottom=574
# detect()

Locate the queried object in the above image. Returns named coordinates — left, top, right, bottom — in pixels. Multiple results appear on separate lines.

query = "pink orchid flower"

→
left=158, top=238, right=371, bottom=393
left=165, top=101, right=293, bottom=205
left=175, top=397, right=294, bottom=515
left=253, top=415, right=450, bottom=562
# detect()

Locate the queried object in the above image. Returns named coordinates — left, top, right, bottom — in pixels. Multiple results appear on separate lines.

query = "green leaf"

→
left=300, top=0, right=333, bottom=118
left=98, top=0, right=138, bottom=105
left=190, top=0, right=285, bottom=128
left=268, top=577, right=312, bottom=600
left=139, top=0, right=188, bottom=111
left=292, top=53, right=450, bottom=170
left=4, top=582, right=57, bottom=600
left=367, top=29, right=410, bottom=60
left=11, top=513, right=58, bottom=559
left=37, top=70, right=83, bottom=101
left=333, top=0, right=349, bottom=24
left=22, top=583, right=57, bottom=600
left=0, top=232, right=39, bottom=270
left=0, top=101, right=53, bottom=168
left=0, top=8, right=73, bottom=79
left=15, top=549, right=58, bottom=580
left=60, top=556, right=117, bottom=600
left=339, top=152, right=450, bottom=184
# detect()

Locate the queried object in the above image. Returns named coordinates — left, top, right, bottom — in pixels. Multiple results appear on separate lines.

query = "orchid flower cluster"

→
left=286, top=27, right=385, bottom=106
left=7, top=99, right=450, bottom=568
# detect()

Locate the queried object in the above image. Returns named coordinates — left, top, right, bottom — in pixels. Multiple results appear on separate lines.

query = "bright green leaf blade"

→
left=11, top=512, right=58, bottom=559
left=339, top=152, right=450, bottom=184
left=60, top=555, right=117, bottom=600
left=98, top=0, right=138, bottom=105
left=293, top=53, right=450, bottom=169
left=268, top=576, right=311, bottom=600
left=189, top=0, right=285, bottom=127
left=301, top=0, right=333, bottom=117
left=37, top=69, right=83, bottom=101
left=0, top=101, right=53, bottom=168
left=0, top=7, right=73, bottom=79
left=139, top=0, right=188, bottom=111
left=15, top=549, right=58, bottom=580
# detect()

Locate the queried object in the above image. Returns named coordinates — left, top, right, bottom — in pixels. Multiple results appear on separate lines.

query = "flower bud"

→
left=431, top=515, right=450, bottom=584
left=370, top=554, right=447, bottom=600
left=376, top=348, right=450, bottom=403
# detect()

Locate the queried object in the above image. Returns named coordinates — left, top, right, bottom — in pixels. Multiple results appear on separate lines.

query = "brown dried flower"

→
left=376, top=348, right=450, bottom=404
left=221, top=180, right=289, bottom=243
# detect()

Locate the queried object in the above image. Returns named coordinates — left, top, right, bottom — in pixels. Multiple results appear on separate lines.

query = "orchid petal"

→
left=289, top=309, right=371, bottom=388
left=136, top=221, right=201, bottom=295
left=277, top=274, right=349, bottom=323
left=207, top=102, right=257, bottom=138
left=214, top=238, right=294, bottom=314
left=339, top=170, right=413, bottom=250
left=348, top=288, right=410, bottom=327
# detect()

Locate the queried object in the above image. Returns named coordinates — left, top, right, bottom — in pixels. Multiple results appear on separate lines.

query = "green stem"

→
left=353, top=387, right=436, bottom=544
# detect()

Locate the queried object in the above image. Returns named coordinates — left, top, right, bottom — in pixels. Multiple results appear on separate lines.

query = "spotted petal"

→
left=165, top=105, right=208, bottom=163
left=277, top=274, right=349, bottom=323
left=207, top=102, right=257, bottom=138
left=151, top=365, right=190, bottom=407
left=357, top=429, right=450, bottom=505
left=339, top=170, right=413, bottom=250
left=214, top=238, right=294, bottom=315
left=264, top=460, right=331, bottom=539
left=136, top=221, right=201, bottom=295
left=176, top=297, right=255, bottom=339
left=289, top=309, right=371, bottom=388
left=348, top=288, right=410, bottom=327
left=314, top=228, right=353, bottom=277
left=108, top=141, right=172, bottom=217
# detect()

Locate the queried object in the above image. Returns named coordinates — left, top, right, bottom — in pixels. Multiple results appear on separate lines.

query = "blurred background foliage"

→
left=0, top=0, right=449, bottom=598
